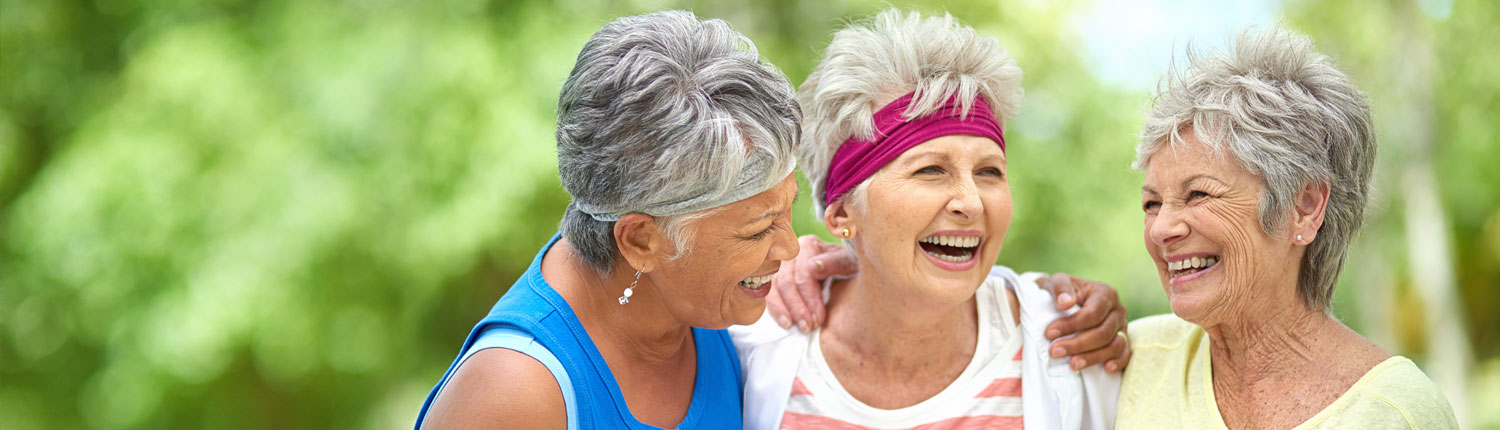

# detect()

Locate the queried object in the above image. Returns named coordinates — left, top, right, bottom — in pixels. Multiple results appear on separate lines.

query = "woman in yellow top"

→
left=1121, top=27, right=1458, bottom=429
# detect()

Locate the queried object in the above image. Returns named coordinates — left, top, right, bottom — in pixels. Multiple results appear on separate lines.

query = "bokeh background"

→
left=3, top=0, right=1496, bottom=428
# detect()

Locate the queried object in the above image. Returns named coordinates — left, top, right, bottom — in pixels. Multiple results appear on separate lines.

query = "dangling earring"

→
left=619, top=268, right=641, bottom=305
left=841, top=227, right=851, bottom=238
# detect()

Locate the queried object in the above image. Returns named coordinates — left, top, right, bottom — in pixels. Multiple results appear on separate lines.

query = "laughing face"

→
left=1140, top=131, right=1304, bottom=326
left=833, top=135, right=1011, bottom=308
left=648, top=174, right=800, bottom=328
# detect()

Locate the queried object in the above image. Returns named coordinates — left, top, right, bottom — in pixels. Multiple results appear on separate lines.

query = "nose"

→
left=1148, top=204, right=1188, bottom=246
left=946, top=175, right=983, bottom=220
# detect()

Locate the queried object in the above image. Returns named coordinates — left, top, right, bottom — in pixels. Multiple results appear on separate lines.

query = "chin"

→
left=720, top=301, right=768, bottom=328
left=1166, top=295, right=1216, bottom=325
left=939, top=278, right=985, bottom=301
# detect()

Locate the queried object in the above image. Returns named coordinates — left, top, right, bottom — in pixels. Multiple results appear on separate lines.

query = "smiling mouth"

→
left=1168, top=255, right=1220, bottom=278
left=918, top=235, right=980, bottom=263
left=738, top=273, right=774, bottom=290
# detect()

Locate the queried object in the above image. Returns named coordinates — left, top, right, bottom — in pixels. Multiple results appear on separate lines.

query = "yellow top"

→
left=1116, top=314, right=1458, bottom=430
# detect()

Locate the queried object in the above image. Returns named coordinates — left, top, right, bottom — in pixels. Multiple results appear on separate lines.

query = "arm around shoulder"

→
left=421, top=348, right=567, bottom=430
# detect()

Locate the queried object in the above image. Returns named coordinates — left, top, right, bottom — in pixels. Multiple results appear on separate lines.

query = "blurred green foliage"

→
left=2, top=0, right=1496, bottom=428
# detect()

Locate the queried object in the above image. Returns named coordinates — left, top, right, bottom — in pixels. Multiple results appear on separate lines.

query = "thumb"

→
left=812, top=248, right=859, bottom=278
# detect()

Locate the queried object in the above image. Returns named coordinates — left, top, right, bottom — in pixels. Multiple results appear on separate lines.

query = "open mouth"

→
left=1167, top=255, right=1220, bottom=278
left=918, top=234, right=981, bottom=263
left=738, top=273, right=774, bottom=290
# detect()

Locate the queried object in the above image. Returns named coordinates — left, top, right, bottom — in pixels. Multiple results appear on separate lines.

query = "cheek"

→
left=861, top=185, right=932, bottom=233
left=687, top=242, right=753, bottom=286
left=1202, top=202, right=1261, bottom=250
left=983, top=182, right=1013, bottom=213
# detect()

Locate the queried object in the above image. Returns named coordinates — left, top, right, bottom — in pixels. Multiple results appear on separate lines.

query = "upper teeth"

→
left=1168, top=256, right=1220, bottom=271
left=739, top=274, right=774, bottom=289
left=919, top=235, right=980, bottom=248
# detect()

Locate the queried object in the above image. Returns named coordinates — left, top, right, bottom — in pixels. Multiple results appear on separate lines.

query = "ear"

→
left=824, top=199, right=855, bottom=239
left=613, top=213, right=666, bottom=272
left=1291, top=182, right=1331, bottom=244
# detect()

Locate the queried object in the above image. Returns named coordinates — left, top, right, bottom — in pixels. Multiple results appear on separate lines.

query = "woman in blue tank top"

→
left=414, top=10, right=804, bottom=430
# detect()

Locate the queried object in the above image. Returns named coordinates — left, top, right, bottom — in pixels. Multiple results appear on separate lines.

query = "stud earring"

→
left=620, top=268, right=641, bottom=305
left=841, top=227, right=851, bottom=238
left=1297, top=234, right=1303, bottom=243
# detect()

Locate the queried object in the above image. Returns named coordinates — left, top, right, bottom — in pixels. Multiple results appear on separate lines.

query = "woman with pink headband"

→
left=731, top=10, right=1122, bottom=429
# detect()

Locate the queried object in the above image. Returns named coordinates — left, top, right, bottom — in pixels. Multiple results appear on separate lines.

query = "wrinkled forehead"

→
left=896, top=135, right=1007, bottom=163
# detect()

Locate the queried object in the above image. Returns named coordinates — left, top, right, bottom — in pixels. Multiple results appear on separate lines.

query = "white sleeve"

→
left=1009, top=270, right=1121, bottom=430
left=729, top=310, right=811, bottom=430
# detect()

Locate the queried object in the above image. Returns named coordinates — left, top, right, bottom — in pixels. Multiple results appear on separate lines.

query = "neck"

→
left=1203, top=297, right=1335, bottom=387
left=543, top=239, right=694, bottom=365
left=822, top=270, right=979, bottom=371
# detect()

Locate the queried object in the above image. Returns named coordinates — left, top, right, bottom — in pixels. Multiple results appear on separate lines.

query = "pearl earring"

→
left=619, top=268, right=641, bottom=305
left=1297, top=234, right=1304, bottom=242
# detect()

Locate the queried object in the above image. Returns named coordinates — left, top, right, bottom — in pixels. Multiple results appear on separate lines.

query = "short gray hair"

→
left=555, top=10, right=801, bottom=274
left=1135, top=27, right=1376, bottom=310
left=798, top=9, right=1023, bottom=216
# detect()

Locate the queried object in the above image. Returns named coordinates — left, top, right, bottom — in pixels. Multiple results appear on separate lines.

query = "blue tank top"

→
left=414, top=233, right=745, bottom=429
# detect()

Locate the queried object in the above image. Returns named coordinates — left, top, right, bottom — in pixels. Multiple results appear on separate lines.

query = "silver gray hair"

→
left=555, top=10, right=801, bottom=274
left=797, top=9, right=1024, bottom=217
left=1135, top=27, right=1376, bottom=310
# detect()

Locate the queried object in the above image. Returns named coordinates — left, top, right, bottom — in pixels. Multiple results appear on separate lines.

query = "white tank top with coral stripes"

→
left=780, top=276, right=1025, bottom=429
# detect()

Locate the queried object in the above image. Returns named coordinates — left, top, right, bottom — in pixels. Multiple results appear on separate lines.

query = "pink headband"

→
left=822, top=92, right=1006, bottom=205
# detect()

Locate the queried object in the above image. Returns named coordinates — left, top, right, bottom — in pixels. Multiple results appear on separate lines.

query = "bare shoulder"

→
left=1330, top=322, right=1394, bottom=370
left=422, top=348, right=566, bottom=430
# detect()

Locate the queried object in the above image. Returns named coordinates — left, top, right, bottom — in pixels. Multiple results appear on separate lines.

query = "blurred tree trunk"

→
left=1393, top=0, right=1471, bottom=425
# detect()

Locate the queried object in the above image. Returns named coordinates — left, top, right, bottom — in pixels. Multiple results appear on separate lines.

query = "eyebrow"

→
left=900, top=149, right=952, bottom=163
left=750, top=209, right=785, bottom=223
left=979, top=152, right=1007, bottom=164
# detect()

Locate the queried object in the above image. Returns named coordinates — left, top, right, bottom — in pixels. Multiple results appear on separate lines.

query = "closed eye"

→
left=1187, top=190, right=1209, bottom=201
left=747, top=222, right=782, bottom=241
left=748, top=227, right=773, bottom=240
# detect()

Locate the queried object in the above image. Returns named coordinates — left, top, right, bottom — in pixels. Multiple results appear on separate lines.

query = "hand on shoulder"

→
left=422, top=348, right=566, bottom=430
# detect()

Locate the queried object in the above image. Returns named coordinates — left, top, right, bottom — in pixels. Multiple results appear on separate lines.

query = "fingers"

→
left=798, top=245, right=857, bottom=328
left=1065, top=329, right=1130, bottom=371
left=789, top=235, right=834, bottom=330
left=1050, top=307, right=1125, bottom=360
left=792, top=260, right=824, bottom=331
left=766, top=259, right=798, bottom=329
left=773, top=256, right=814, bottom=331
left=1039, top=273, right=1079, bottom=310
left=1103, top=332, right=1132, bottom=372
left=1043, top=275, right=1121, bottom=340
left=809, top=247, right=858, bottom=279
left=773, top=235, right=860, bottom=331
left=1044, top=291, right=1109, bottom=341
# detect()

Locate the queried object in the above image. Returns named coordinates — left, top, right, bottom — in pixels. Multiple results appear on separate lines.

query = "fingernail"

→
left=1051, top=346, right=1065, bottom=358
left=1106, top=362, right=1119, bottom=372
left=798, top=321, right=810, bottom=332
left=1058, top=293, right=1073, bottom=304
left=1071, top=358, right=1084, bottom=370
left=777, top=317, right=791, bottom=329
left=1046, top=329, right=1061, bottom=339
